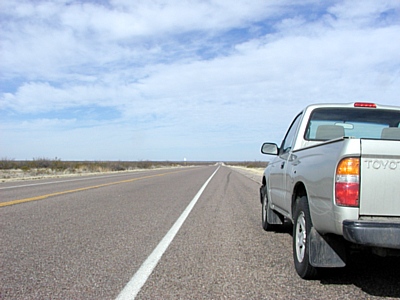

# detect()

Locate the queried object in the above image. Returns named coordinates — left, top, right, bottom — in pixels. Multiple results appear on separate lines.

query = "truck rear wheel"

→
left=293, top=196, right=317, bottom=279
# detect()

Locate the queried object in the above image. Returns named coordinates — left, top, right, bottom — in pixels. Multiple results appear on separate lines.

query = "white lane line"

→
left=115, top=166, right=220, bottom=300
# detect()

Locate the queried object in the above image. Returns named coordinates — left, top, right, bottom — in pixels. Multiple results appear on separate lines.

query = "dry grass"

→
left=0, top=158, right=268, bottom=182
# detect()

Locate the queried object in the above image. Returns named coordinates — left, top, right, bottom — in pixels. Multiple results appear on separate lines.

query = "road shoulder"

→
left=227, top=166, right=264, bottom=184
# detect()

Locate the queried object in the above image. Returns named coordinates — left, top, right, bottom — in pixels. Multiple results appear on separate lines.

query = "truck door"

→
left=269, top=113, right=302, bottom=213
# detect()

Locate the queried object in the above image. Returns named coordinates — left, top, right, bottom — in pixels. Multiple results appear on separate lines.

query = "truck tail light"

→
left=335, top=158, right=360, bottom=207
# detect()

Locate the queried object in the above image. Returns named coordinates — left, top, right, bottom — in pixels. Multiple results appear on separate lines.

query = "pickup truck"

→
left=260, top=102, right=400, bottom=279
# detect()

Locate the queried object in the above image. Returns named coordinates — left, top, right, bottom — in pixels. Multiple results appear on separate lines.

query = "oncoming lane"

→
left=0, top=166, right=219, bottom=299
left=0, top=168, right=196, bottom=207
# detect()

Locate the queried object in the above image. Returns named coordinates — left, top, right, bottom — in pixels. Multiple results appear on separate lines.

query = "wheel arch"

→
left=262, top=176, right=266, bottom=186
left=291, top=181, right=308, bottom=218
left=260, top=176, right=267, bottom=204
left=291, top=182, right=348, bottom=270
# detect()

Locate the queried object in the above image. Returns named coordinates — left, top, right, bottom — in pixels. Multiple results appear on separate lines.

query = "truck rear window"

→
left=305, top=108, right=400, bottom=141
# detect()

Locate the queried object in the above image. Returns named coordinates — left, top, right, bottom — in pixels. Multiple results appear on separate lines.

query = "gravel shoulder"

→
left=227, top=166, right=264, bottom=184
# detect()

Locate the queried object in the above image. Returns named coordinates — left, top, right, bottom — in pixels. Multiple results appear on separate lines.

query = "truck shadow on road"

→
left=319, top=253, right=400, bottom=298
left=273, top=223, right=400, bottom=298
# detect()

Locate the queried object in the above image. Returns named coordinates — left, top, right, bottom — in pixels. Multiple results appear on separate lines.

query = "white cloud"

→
left=328, top=0, right=400, bottom=23
left=0, top=0, right=299, bottom=80
left=1, top=0, right=400, bottom=160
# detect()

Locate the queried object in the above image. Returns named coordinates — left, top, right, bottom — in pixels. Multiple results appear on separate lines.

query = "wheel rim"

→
left=295, top=211, right=306, bottom=263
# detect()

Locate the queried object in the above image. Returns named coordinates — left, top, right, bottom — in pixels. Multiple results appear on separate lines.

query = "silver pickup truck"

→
left=260, top=102, right=400, bottom=279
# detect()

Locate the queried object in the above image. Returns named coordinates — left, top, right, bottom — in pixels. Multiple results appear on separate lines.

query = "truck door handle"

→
left=281, top=162, right=285, bottom=169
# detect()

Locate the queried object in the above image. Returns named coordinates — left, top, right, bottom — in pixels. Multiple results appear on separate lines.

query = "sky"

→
left=1, top=0, right=400, bottom=162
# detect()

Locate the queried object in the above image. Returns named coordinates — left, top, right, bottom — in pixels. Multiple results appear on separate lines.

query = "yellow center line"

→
left=0, top=170, right=183, bottom=208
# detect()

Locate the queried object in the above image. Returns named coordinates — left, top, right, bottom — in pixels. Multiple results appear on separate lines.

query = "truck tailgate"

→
left=360, top=139, right=400, bottom=216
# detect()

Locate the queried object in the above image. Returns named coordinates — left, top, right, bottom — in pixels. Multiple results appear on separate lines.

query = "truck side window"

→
left=281, top=113, right=302, bottom=154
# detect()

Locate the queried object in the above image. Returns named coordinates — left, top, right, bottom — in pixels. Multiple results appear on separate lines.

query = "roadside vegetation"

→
left=0, top=157, right=189, bottom=172
left=228, top=161, right=268, bottom=169
left=0, top=158, right=268, bottom=180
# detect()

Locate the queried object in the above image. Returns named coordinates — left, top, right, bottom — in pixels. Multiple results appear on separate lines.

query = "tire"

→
left=261, top=187, right=274, bottom=231
left=292, top=195, right=317, bottom=279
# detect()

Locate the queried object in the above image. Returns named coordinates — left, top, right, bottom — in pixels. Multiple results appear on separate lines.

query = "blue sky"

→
left=1, top=0, right=399, bottom=161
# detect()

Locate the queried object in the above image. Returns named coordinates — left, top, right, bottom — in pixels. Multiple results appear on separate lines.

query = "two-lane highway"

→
left=1, top=166, right=217, bottom=299
left=1, top=166, right=400, bottom=299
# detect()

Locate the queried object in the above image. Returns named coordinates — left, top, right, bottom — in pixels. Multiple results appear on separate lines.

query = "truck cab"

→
left=260, top=102, right=400, bottom=279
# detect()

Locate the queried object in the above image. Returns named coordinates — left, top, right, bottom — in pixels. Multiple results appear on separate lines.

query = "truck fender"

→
left=309, top=227, right=347, bottom=268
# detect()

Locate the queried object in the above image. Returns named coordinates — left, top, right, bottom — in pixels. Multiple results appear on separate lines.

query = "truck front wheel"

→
left=293, top=196, right=317, bottom=279
left=261, top=187, right=274, bottom=231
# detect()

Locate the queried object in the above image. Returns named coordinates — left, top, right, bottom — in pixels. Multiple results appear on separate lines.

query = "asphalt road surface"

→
left=1, top=165, right=400, bottom=299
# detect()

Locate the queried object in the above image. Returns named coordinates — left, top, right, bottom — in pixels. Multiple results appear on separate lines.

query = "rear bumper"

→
left=343, top=220, right=400, bottom=249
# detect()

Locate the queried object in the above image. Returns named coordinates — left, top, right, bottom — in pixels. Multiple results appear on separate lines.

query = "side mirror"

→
left=261, top=142, right=279, bottom=155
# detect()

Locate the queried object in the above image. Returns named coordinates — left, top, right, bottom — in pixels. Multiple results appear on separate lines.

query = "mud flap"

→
left=309, top=227, right=346, bottom=268
left=267, top=204, right=284, bottom=225
left=260, top=185, right=283, bottom=225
